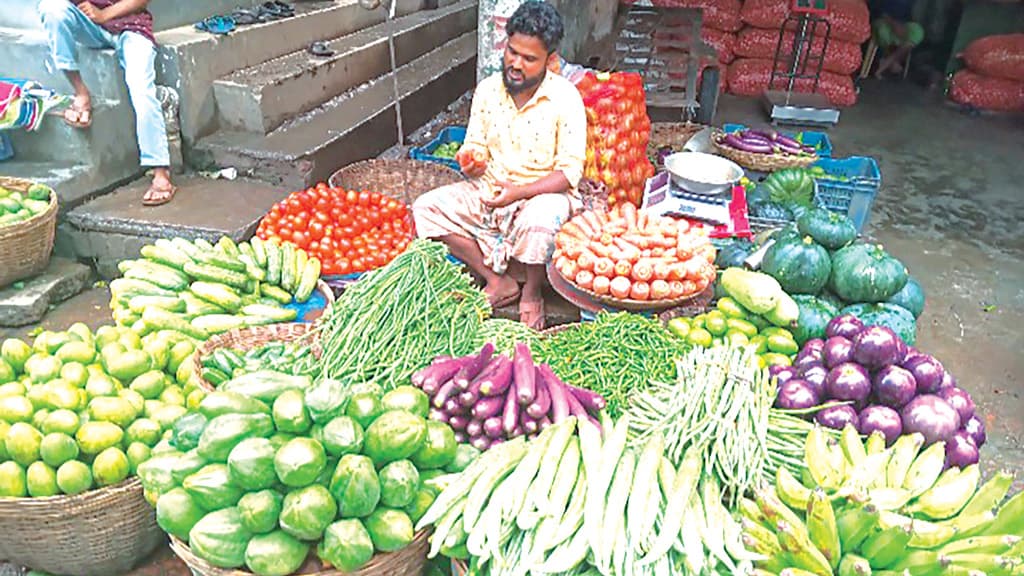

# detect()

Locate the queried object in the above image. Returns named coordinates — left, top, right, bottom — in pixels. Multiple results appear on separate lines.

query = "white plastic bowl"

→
left=664, top=151, right=743, bottom=195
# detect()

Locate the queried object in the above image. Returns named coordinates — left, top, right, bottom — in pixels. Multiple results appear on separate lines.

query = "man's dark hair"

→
left=506, top=1, right=565, bottom=54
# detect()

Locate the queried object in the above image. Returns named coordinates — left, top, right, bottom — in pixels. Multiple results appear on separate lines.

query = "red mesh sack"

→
left=576, top=72, right=658, bottom=207
left=735, top=27, right=863, bottom=74
left=651, top=0, right=743, bottom=32
left=949, top=69, right=1024, bottom=111
left=962, top=33, right=1024, bottom=82
left=703, top=27, right=737, bottom=63
left=740, top=0, right=870, bottom=44
left=726, top=58, right=858, bottom=106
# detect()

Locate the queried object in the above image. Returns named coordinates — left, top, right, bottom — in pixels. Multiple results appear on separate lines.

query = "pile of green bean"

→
left=475, top=318, right=540, bottom=356
left=317, top=239, right=490, bottom=389
left=532, top=312, right=689, bottom=417
left=622, top=344, right=772, bottom=506
left=765, top=405, right=842, bottom=485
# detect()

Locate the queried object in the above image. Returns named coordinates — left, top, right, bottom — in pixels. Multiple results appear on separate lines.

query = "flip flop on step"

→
left=62, top=104, right=92, bottom=129
left=142, top=183, right=178, bottom=207
left=195, top=15, right=236, bottom=35
left=308, top=41, right=334, bottom=57
left=229, top=8, right=262, bottom=25
left=261, top=1, right=294, bottom=18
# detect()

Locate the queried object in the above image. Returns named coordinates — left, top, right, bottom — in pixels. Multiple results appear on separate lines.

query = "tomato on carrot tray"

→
left=553, top=203, right=717, bottom=303
left=256, top=183, right=414, bottom=276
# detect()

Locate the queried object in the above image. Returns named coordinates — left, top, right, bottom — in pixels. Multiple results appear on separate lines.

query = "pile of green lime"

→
left=431, top=141, right=461, bottom=160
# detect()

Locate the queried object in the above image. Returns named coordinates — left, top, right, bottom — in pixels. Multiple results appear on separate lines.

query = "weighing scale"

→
left=640, top=170, right=754, bottom=239
left=762, top=0, right=841, bottom=127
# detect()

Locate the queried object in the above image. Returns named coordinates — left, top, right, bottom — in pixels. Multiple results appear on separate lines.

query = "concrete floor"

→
left=1, top=80, right=1022, bottom=574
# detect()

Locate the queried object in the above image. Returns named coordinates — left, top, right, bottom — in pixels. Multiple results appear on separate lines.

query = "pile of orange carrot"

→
left=552, top=203, right=717, bottom=301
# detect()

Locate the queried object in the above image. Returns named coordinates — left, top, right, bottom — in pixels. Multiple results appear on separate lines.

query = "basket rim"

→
left=0, top=181, right=59, bottom=241
left=327, top=158, right=463, bottom=190
left=191, top=321, right=321, bottom=392
left=710, top=130, right=818, bottom=171
left=0, top=476, right=141, bottom=510
left=168, top=529, right=431, bottom=576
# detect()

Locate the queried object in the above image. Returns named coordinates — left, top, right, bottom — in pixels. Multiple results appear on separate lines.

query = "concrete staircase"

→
left=2, top=0, right=479, bottom=279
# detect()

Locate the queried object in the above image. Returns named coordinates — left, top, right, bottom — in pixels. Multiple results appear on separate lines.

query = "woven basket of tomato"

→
left=255, top=183, right=414, bottom=278
left=552, top=203, right=718, bottom=311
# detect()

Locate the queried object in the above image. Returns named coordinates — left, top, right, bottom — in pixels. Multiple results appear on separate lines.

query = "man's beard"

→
left=503, top=65, right=545, bottom=95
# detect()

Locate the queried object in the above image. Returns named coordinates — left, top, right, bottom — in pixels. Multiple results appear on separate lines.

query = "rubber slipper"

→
left=261, top=1, right=293, bottom=17
left=142, top=183, right=178, bottom=207
left=195, top=15, right=236, bottom=35
left=308, top=41, right=334, bottom=57
left=229, top=8, right=261, bottom=25
left=257, top=5, right=283, bottom=20
left=62, top=105, right=91, bottom=129
left=491, top=289, right=521, bottom=310
left=268, top=0, right=295, bottom=15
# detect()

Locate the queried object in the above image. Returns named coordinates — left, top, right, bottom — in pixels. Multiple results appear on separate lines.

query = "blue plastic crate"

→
left=810, top=156, right=881, bottom=232
left=0, top=133, right=13, bottom=162
left=723, top=123, right=834, bottom=158
left=410, top=126, right=466, bottom=172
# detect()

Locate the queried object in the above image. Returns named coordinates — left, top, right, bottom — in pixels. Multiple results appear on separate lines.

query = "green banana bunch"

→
left=744, top=424, right=1024, bottom=575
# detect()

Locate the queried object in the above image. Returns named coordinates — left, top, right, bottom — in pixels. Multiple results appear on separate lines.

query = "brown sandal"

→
left=142, top=183, right=178, bottom=206
left=519, top=299, right=545, bottom=330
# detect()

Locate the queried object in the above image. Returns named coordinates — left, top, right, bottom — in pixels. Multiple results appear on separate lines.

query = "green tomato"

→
left=666, top=317, right=691, bottom=339
left=686, top=328, right=713, bottom=348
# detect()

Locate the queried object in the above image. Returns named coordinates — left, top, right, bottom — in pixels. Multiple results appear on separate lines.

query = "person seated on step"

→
left=412, top=0, right=586, bottom=331
left=37, top=0, right=176, bottom=206
left=871, top=0, right=925, bottom=78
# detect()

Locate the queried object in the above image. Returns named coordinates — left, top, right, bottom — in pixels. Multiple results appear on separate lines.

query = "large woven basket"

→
left=0, top=176, right=58, bottom=288
left=328, top=159, right=463, bottom=206
left=711, top=131, right=818, bottom=172
left=169, top=529, right=431, bottom=576
left=192, top=322, right=321, bottom=392
left=0, top=477, right=163, bottom=576
left=647, top=122, right=707, bottom=167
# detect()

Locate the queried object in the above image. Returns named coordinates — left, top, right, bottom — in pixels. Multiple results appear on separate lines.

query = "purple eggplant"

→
left=470, top=435, right=492, bottom=452
left=472, top=396, right=506, bottom=421
left=502, top=383, right=519, bottom=434
left=566, top=384, right=607, bottom=412
left=466, top=419, right=484, bottom=438
left=447, top=414, right=469, bottom=431
left=454, top=343, right=495, bottom=390
left=489, top=438, right=505, bottom=448
left=963, top=415, right=986, bottom=447
left=454, top=431, right=468, bottom=444
left=945, top=430, right=979, bottom=468
left=539, top=416, right=553, bottom=430
left=513, top=343, right=537, bottom=406
left=433, top=379, right=459, bottom=409
left=740, top=131, right=773, bottom=145
left=415, top=356, right=470, bottom=392
left=527, top=373, right=552, bottom=420
left=902, top=354, right=945, bottom=394
left=563, top=385, right=592, bottom=421
left=523, top=418, right=540, bottom=434
left=725, top=133, right=773, bottom=154
left=478, top=355, right=515, bottom=397
left=431, top=355, right=452, bottom=365
left=541, top=364, right=571, bottom=422
left=483, top=417, right=504, bottom=440
left=429, top=408, right=447, bottom=422
left=511, top=425, right=525, bottom=438
left=443, top=397, right=462, bottom=415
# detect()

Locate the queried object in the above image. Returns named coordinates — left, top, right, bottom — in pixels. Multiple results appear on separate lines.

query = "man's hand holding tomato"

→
left=456, top=146, right=488, bottom=178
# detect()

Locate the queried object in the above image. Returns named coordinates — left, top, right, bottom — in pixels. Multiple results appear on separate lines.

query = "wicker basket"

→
left=0, top=477, right=163, bottom=576
left=328, top=159, right=464, bottom=206
left=0, top=176, right=58, bottom=288
left=169, top=529, right=431, bottom=576
left=192, top=322, right=321, bottom=392
left=711, top=132, right=818, bottom=172
left=647, top=122, right=707, bottom=166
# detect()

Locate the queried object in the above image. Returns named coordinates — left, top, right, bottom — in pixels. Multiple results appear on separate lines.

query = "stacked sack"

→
left=949, top=33, right=1024, bottom=112
left=728, top=0, right=870, bottom=106
left=653, top=0, right=743, bottom=93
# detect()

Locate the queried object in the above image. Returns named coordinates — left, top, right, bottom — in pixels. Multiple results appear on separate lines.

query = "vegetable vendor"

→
left=412, top=0, right=587, bottom=330
left=870, top=0, right=925, bottom=78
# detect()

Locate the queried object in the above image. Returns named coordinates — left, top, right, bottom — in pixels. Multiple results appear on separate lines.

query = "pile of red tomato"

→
left=576, top=71, right=656, bottom=207
left=255, top=183, right=414, bottom=276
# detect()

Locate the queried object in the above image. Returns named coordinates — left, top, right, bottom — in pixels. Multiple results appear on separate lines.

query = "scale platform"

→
left=763, top=90, right=840, bottom=127
left=640, top=171, right=753, bottom=239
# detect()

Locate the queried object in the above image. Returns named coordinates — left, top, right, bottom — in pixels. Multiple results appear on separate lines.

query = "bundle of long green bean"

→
left=475, top=317, right=540, bottom=356
left=532, top=312, right=689, bottom=416
left=317, top=239, right=490, bottom=388
left=622, top=344, right=773, bottom=507
left=766, top=405, right=842, bottom=485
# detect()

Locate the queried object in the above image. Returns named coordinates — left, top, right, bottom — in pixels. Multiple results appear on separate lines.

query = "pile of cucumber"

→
left=109, top=236, right=322, bottom=339
left=199, top=340, right=318, bottom=386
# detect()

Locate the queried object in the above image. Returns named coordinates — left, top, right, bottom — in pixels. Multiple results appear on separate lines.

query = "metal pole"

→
left=386, top=0, right=405, bottom=146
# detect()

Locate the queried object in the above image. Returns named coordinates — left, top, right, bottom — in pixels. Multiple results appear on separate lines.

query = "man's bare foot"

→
left=63, top=93, right=92, bottom=128
left=142, top=168, right=177, bottom=207
left=485, top=274, right=520, bottom=308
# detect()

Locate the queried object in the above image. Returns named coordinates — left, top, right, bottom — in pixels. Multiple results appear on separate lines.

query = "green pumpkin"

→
left=886, top=276, right=925, bottom=318
left=711, top=238, right=756, bottom=269
left=761, top=236, right=832, bottom=295
left=840, top=303, right=917, bottom=345
left=791, top=294, right=840, bottom=345
left=829, top=244, right=908, bottom=303
left=797, top=208, right=857, bottom=250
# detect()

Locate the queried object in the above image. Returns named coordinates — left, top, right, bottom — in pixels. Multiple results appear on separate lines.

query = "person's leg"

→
left=509, top=193, right=572, bottom=329
left=117, top=32, right=174, bottom=204
left=412, top=182, right=519, bottom=306
left=37, top=0, right=116, bottom=126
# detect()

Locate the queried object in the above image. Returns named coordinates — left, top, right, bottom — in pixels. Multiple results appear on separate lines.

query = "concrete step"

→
left=60, top=174, right=290, bottom=278
left=0, top=257, right=92, bottom=327
left=194, top=31, right=477, bottom=189
left=0, top=160, right=138, bottom=209
left=213, top=0, right=477, bottom=134
left=156, top=0, right=440, bottom=146
left=0, top=28, right=128, bottom=102
left=5, top=99, right=136, bottom=165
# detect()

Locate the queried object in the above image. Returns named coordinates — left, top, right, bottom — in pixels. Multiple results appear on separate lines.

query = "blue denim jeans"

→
left=38, top=0, right=170, bottom=167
